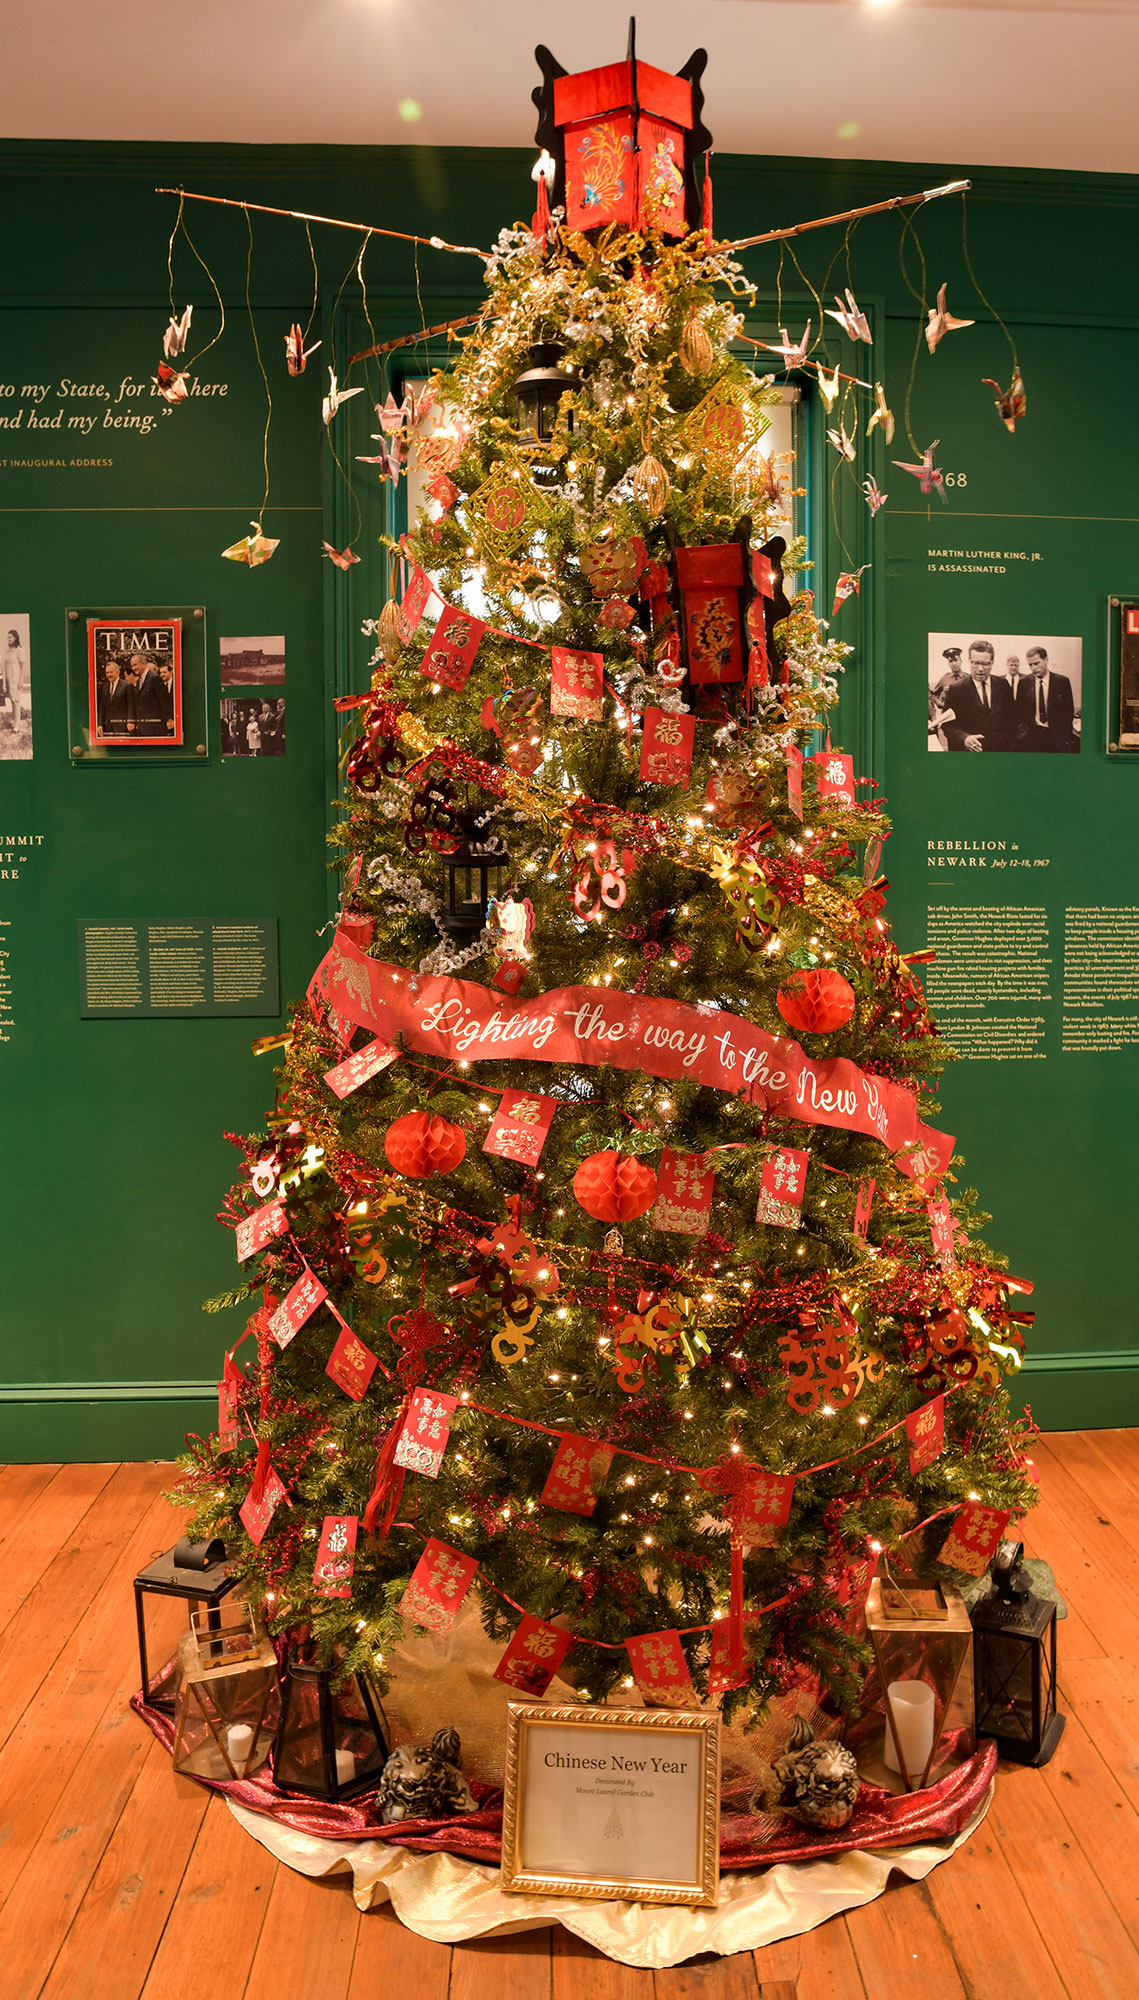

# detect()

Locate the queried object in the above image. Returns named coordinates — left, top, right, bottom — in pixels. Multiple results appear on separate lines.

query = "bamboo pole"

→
left=717, top=179, right=970, bottom=254
left=349, top=312, right=483, bottom=366
left=154, top=187, right=490, bottom=261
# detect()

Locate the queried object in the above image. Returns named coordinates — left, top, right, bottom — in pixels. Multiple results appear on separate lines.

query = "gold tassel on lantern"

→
left=632, top=446, right=671, bottom=516
left=679, top=307, right=714, bottom=377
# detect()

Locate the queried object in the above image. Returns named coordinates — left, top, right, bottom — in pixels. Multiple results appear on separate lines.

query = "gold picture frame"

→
left=501, top=1702, right=721, bottom=1907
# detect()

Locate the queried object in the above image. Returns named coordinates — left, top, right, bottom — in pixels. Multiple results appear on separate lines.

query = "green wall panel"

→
left=2, top=139, right=1137, bottom=1455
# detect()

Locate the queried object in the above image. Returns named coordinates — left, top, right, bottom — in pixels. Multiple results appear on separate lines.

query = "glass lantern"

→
left=439, top=811, right=510, bottom=936
left=513, top=340, right=582, bottom=470
left=970, top=1541, right=1065, bottom=1766
left=850, top=1571, right=975, bottom=1793
left=170, top=1602, right=279, bottom=1781
left=272, top=1650, right=390, bottom=1802
left=133, top=1535, right=237, bottom=1715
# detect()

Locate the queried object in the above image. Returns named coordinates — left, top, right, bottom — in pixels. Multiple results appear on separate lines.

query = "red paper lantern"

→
left=573, top=1149, right=658, bottom=1223
left=776, top=968, right=856, bottom=1035
left=384, top=1112, right=466, bottom=1179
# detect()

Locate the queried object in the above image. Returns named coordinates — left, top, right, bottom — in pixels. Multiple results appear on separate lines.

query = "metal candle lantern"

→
left=513, top=341, right=583, bottom=456
left=970, top=1540, right=1065, bottom=1766
left=133, top=1535, right=237, bottom=1715
left=439, top=811, right=510, bottom=936
left=273, top=1650, right=390, bottom=1801
left=170, top=1602, right=278, bottom=1781
left=859, top=1572, right=975, bottom=1792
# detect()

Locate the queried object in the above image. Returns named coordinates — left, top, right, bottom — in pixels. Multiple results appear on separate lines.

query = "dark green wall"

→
left=1, top=139, right=1135, bottom=1456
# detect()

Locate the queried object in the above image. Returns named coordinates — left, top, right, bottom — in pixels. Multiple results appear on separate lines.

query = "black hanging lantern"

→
left=970, top=1540, right=1065, bottom=1766
left=513, top=340, right=583, bottom=452
left=273, top=1648, right=390, bottom=1801
left=439, top=810, right=510, bottom=936
left=133, top=1535, right=237, bottom=1715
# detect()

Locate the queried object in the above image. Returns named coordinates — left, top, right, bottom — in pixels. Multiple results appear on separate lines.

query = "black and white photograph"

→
left=927, top=631, right=1082, bottom=754
left=0, top=614, right=32, bottom=761
left=220, top=695, right=286, bottom=758
left=219, top=634, right=286, bottom=687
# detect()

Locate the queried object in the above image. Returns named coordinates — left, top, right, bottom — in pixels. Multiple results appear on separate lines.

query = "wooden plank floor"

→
left=0, top=1435, right=1135, bottom=1998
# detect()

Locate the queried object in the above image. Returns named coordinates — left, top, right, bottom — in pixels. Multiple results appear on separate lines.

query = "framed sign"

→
left=501, top=1702, right=721, bottom=1907
left=1107, top=595, right=1139, bottom=755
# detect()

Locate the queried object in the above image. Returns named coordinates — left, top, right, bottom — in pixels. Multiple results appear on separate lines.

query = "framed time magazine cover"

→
left=66, top=605, right=207, bottom=764
left=501, top=1702, right=721, bottom=1907
left=87, top=617, right=183, bottom=745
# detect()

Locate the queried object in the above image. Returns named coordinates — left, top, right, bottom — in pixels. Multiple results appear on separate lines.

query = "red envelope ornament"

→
left=906, top=1395, right=945, bottom=1474
left=940, top=1504, right=1011, bottom=1577
left=653, top=1147, right=714, bottom=1236
left=314, top=1515, right=358, bottom=1598
left=493, top=1615, right=573, bottom=1696
left=483, top=1089, right=557, bottom=1166
left=393, top=1389, right=458, bottom=1478
left=235, top=1201, right=287, bottom=1262
left=813, top=749, right=856, bottom=806
left=239, top=1468, right=288, bottom=1546
left=756, top=1146, right=808, bottom=1228
left=639, top=707, right=695, bottom=784
left=550, top=645, right=604, bottom=721
left=419, top=605, right=485, bottom=691
left=927, top=1195, right=957, bottom=1271
left=266, top=1267, right=328, bottom=1350
left=326, top=1327, right=380, bottom=1400
left=398, top=1537, right=478, bottom=1633
left=626, top=1630, right=695, bottom=1707
left=323, top=1038, right=399, bottom=1100
left=540, top=1435, right=615, bottom=1516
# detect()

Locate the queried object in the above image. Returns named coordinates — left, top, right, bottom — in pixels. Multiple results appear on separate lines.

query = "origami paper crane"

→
left=981, top=370, right=1027, bottom=432
left=163, top=306, right=192, bottom=359
left=761, top=324, right=811, bottom=368
left=153, top=362, right=189, bottom=404
left=222, top=521, right=280, bottom=566
left=825, top=288, right=872, bottom=344
left=866, top=382, right=895, bottom=444
left=893, top=441, right=947, bottom=502
left=356, top=435, right=405, bottom=482
left=816, top=363, right=840, bottom=413
left=285, top=324, right=321, bottom=376
left=753, top=453, right=786, bottom=508
left=322, top=369, right=364, bottom=424
left=832, top=565, right=870, bottom=616
left=321, top=541, right=361, bottom=570
left=827, top=424, right=857, bottom=462
left=925, top=284, right=975, bottom=353
left=377, top=382, right=436, bottom=432
left=863, top=474, right=888, bottom=515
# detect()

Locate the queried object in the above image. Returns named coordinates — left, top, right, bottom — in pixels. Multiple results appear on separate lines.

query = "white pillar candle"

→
left=884, top=1679, right=936, bottom=1783
left=335, top=1747, right=356, bottom=1787
left=226, top=1723, right=255, bottom=1772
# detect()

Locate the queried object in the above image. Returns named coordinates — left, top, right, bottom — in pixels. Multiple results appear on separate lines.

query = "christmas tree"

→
left=175, top=46, right=1037, bottom=1732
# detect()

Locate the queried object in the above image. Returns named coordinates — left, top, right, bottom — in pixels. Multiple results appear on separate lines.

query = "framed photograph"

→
left=927, top=631, right=1082, bottom=755
left=501, top=1702, right=721, bottom=1907
left=86, top=617, right=183, bottom=746
left=0, top=613, right=32, bottom=761
left=220, top=695, right=286, bottom=759
left=219, top=634, right=285, bottom=687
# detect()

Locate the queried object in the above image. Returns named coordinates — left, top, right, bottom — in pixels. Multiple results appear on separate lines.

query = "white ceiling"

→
left=5, top=0, right=1139, bottom=177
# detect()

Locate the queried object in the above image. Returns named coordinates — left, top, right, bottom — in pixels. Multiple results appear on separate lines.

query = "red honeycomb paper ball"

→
left=384, top=1111, right=466, bottom=1179
left=573, top=1149, right=658, bottom=1223
left=775, top=968, right=856, bottom=1035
